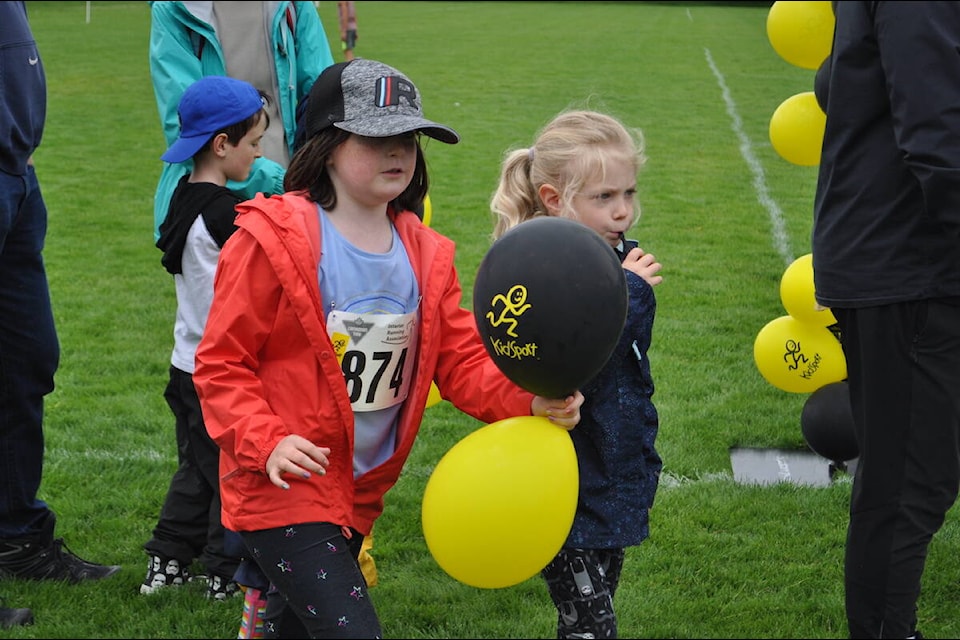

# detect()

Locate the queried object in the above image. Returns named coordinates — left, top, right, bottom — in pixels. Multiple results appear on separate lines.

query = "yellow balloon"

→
left=766, top=0, right=835, bottom=70
left=422, top=193, right=432, bottom=227
left=754, top=315, right=846, bottom=394
left=425, top=381, right=442, bottom=408
left=422, top=416, right=578, bottom=589
left=780, top=253, right=836, bottom=327
left=769, top=92, right=826, bottom=166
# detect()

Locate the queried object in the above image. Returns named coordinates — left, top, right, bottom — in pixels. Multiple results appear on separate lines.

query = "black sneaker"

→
left=0, top=601, right=33, bottom=629
left=0, top=514, right=120, bottom=584
left=0, top=537, right=120, bottom=584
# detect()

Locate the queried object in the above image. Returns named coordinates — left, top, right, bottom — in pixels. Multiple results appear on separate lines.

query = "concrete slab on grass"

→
left=730, top=447, right=855, bottom=487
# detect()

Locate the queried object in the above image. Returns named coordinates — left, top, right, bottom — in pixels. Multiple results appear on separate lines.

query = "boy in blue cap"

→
left=143, top=75, right=269, bottom=600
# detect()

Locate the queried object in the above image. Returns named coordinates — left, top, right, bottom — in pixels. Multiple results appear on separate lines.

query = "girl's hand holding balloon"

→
left=532, top=391, right=584, bottom=430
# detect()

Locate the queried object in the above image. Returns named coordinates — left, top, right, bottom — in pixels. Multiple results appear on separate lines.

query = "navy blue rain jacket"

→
left=566, top=269, right=661, bottom=549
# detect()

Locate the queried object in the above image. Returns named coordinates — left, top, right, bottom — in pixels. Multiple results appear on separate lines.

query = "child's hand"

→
left=623, top=247, right=663, bottom=287
left=531, top=391, right=585, bottom=431
left=266, top=434, right=331, bottom=490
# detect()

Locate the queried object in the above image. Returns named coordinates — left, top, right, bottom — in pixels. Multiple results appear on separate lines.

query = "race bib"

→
left=327, top=309, right=419, bottom=412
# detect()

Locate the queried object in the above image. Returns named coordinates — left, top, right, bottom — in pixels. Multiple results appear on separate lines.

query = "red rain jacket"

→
left=194, top=192, right=534, bottom=534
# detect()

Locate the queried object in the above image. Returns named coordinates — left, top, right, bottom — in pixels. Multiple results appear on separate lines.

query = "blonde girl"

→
left=491, top=109, right=662, bottom=639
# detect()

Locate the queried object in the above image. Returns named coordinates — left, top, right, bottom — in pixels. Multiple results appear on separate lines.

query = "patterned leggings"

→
left=541, top=547, right=625, bottom=639
left=241, top=523, right=381, bottom=639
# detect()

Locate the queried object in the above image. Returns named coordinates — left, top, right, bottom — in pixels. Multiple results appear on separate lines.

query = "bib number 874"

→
left=341, top=347, right=408, bottom=405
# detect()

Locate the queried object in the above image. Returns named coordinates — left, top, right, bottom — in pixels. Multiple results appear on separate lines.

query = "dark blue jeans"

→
left=0, top=166, right=59, bottom=538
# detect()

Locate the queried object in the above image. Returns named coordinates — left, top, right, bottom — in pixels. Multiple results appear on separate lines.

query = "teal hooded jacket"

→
left=149, top=1, right=334, bottom=241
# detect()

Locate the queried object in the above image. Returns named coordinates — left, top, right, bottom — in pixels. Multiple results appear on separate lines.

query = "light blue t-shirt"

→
left=318, top=206, right=420, bottom=477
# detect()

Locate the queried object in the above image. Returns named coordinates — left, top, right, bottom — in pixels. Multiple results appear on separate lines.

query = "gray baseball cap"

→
left=304, top=59, right=460, bottom=144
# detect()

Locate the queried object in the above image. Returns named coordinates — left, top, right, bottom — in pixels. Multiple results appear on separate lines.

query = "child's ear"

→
left=211, top=132, right=230, bottom=157
left=538, top=183, right=562, bottom=215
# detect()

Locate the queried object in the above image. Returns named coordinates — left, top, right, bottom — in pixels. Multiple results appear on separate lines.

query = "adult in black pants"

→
left=813, top=2, right=960, bottom=637
left=0, top=1, right=120, bottom=628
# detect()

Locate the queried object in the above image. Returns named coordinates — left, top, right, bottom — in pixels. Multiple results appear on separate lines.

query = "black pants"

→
left=541, top=547, right=625, bottom=639
left=144, top=366, right=239, bottom=579
left=837, top=300, right=960, bottom=638
left=242, top=523, right=380, bottom=639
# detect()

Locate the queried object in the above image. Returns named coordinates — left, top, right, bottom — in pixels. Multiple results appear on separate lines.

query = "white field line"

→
left=659, top=470, right=733, bottom=488
left=704, top=47, right=794, bottom=268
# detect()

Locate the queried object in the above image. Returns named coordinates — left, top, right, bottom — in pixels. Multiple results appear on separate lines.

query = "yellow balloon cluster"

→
left=763, top=4, right=851, bottom=458
left=421, top=416, right=578, bottom=589
left=766, top=1, right=833, bottom=167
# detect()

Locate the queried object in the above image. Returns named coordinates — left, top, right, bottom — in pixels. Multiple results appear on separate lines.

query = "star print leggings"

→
left=241, top=522, right=382, bottom=639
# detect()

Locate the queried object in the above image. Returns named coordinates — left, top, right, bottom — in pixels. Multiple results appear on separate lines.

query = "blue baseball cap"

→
left=161, top=76, right=265, bottom=163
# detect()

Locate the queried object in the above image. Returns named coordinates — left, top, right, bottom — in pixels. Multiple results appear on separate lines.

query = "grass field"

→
left=6, top=1, right=960, bottom=638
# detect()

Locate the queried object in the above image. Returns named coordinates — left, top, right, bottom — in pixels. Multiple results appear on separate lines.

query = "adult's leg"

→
left=0, top=167, right=117, bottom=582
left=0, top=168, right=58, bottom=537
left=839, top=301, right=960, bottom=638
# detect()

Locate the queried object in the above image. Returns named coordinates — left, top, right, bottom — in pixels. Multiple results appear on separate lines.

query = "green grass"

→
left=7, top=1, right=960, bottom=638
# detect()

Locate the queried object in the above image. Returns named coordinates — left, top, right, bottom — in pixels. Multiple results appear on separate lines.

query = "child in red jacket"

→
left=194, top=58, right=583, bottom=637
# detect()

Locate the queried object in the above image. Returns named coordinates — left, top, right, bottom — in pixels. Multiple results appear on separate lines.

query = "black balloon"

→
left=800, top=380, right=859, bottom=463
left=473, top=217, right=627, bottom=398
